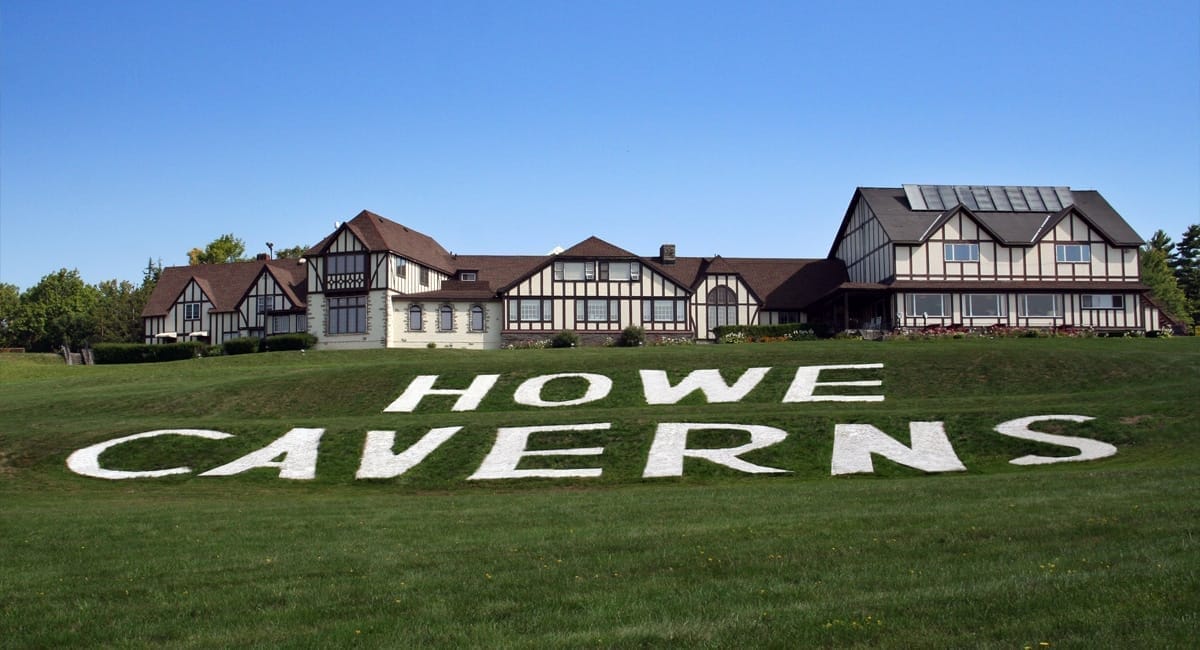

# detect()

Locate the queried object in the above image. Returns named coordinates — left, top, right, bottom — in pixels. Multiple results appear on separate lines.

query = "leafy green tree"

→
left=274, top=245, right=308, bottom=260
left=0, top=283, right=20, bottom=348
left=1141, top=247, right=1193, bottom=328
left=12, top=269, right=100, bottom=351
left=188, top=233, right=247, bottom=265
left=93, top=279, right=153, bottom=343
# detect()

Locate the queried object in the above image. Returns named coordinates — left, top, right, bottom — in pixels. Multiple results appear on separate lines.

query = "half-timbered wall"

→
left=502, top=260, right=693, bottom=335
left=239, top=271, right=296, bottom=335
left=895, top=212, right=1141, bottom=283
left=308, top=228, right=369, bottom=294
left=692, top=274, right=759, bottom=339
left=893, top=291, right=1146, bottom=330
left=834, top=198, right=894, bottom=283
left=143, top=280, right=216, bottom=343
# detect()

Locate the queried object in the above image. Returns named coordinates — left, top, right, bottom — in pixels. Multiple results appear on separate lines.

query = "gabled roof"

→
left=558, top=236, right=638, bottom=259
left=309, top=210, right=456, bottom=274
left=831, top=186, right=1144, bottom=256
left=142, top=258, right=309, bottom=318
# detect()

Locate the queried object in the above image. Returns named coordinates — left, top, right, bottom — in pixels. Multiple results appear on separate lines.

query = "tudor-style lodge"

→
left=142, top=184, right=1172, bottom=348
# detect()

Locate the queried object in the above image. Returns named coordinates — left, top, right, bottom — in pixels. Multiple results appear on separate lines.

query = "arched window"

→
left=707, top=285, right=738, bottom=333
left=469, top=305, right=485, bottom=332
left=439, top=305, right=454, bottom=331
left=408, top=305, right=423, bottom=331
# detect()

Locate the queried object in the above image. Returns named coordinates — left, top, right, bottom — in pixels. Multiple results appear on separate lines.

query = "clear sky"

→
left=2, top=0, right=1198, bottom=290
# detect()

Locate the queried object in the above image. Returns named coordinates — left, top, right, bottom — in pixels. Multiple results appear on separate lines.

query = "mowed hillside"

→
left=1, top=339, right=1197, bottom=647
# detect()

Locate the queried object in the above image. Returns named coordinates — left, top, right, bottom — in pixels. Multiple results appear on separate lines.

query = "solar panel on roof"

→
left=905, top=184, right=1074, bottom=212
left=1022, top=187, right=1047, bottom=211
left=972, top=188, right=995, bottom=210
left=1040, top=187, right=1063, bottom=211
left=1005, top=187, right=1028, bottom=210
left=921, top=186, right=944, bottom=210
left=937, top=186, right=957, bottom=210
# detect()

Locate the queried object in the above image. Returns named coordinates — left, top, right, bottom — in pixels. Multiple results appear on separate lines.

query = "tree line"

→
left=1, top=226, right=1198, bottom=352
left=0, top=235, right=306, bottom=352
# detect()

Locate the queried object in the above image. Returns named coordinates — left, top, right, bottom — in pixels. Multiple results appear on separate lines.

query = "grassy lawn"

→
left=1, top=338, right=1198, bottom=647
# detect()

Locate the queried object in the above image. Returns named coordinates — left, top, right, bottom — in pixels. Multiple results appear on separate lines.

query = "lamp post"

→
left=266, top=242, right=274, bottom=259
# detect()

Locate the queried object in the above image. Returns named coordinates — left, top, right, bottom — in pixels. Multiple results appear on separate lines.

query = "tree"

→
left=274, top=245, right=309, bottom=260
left=93, top=279, right=153, bottom=343
left=1141, top=246, right=1193, bottom=328
left=188, top=233, right=247, bottom=265
left=1146, top=229, right=1175, bottom=262
left=1173, top=224, right=1200, bottom=322
left=11, top=269, right=100, bottom=351
left=0, top=283, right=20, bottom=348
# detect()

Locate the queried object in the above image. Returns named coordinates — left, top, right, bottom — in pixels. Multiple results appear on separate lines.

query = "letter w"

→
left=639, top=368, right=771, bottom=405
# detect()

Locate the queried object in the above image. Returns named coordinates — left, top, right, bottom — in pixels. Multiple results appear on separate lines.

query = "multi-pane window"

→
left=256, top=295, right=275, bottom=314
left=1081, top=294, right=1124, bottom=310
left=469, top=305, right=485, bottom=331
left=944, top=243, right=980, bottom=262
left=328, top=295, right=366, bottom=334
left=396, top=258, right=407, bottom=279
left=296, top=315, right=307, bottom=333
left=706, top=286, right=737, bottom=331
left=599, top=261, right=640, bottom=281
left=272, top=315, right=291, bottom=333
left=420, top=267, right=430, bottom=287
left=408, top=305, right=423, bottom=331
left=183, top=302, right=201, bottom=321
left=907, top=293, right=950, bottom=317
left=509, top=299, right=553, bottom=322
left=643, top=299, right=687, bottom=323
left=1056, top=244, right=1091, bottom=263
left=964, top=293, right=1006, bottom=317
left=1018, top=294, right=1062, bottom=317
left=460, top=272, right=478, bottom=281
left=575, top=299, right=619, bottom=323
left=326, top=254, right=364, bottom=275
left=438, top=305, right=454, bottom=331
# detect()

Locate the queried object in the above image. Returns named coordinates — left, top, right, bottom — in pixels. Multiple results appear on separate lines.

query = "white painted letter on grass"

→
left=994, top=415, right=1114, bottom=465
left=66, top=429, right=233, bottom=480
left=468, top=423, right=609, bottom=480
left=831, top=422, right=966, bottom=475
left=643, top=423, right=790, bottom=477
left=356, top=427, right=463, bottom=479
left=784, top=364, right=884, bottom=403
left=383, top=374, right=500, bottom=412
left=200, top=428, right=325, bottom=480
left=513, top=373, right=612, bottom=407
left=639, top=368, right=771, bottom=405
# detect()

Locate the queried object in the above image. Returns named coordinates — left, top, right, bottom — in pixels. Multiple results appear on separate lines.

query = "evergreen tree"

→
left=1174, top=224, right=1200, bottom=322
left=1140, top=247, right=1193, bottom=328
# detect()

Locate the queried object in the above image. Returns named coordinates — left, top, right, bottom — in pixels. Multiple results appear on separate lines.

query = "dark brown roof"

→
left=309, top=210, right=456, bottom=274
left=402, top=280, right=499, bottom=302
left=143, top=260, right=304, bottom=317
left=558, top=236, right=638, bottom=259
left=453, top=254, right=548, bottom=293
left=832, top=187, right=1144, bottom=256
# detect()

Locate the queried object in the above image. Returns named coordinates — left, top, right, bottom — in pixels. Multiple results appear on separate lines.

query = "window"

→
left=396, top=258, right=407, bottom=279
left=326, top=254, right=364, bottom=275
left=575, top=299, right=619, bottom=322
left=1081, top=294, right=1124, bottom=310
left=599, top=261, right=640, bottom=281
left=438, top=305, right=454, bottom=331
left=408, top=305, right=423, bottom=331
left=554, top=261, right=594, bottom=281
left=706, top=286, right=738, bottom=331
left=1018, top=294, right=1062, bottom=317
left=296, top=315, right=307, bottom=333
left=469, top=305, right=485, bottom=331
left=964, top=293, right=1006, bottom=317
left=272, top=315, right=291, bottom=333
left=907, top=293, right=950, bottom=317
left=460, top=272, right=478, bottom=281
left=256, top=295, right=275, bottom=314
left=509, top=299, right=553, bottom=322
left=643, top=299, right=687, bottom=323
left=420, top=267, right=430, bottom=287
left=944, top=243, right=980, bottom=262
left=328, top=295, right=366, bottom=334
left=183, top=302, right=201, bottom=321
left=1056, top=244, right=1091, bottom=263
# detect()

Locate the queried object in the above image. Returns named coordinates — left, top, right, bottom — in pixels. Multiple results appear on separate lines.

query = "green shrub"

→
left=712, top=323, right=816, bottom=343
left=617, top=325, right=645, bottom=347
left=221, top=337, right=260, bottom=355
left=551, top=330, right=580, bottom=348
left=264, top=333, right=317, bottom=351
left=93, top=341, right=207, bottom=364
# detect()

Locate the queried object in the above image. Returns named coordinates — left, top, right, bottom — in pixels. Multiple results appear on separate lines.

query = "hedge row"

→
left=712, top=323, right=819, bottom=343
left=92, top=341, right=209, bottom=364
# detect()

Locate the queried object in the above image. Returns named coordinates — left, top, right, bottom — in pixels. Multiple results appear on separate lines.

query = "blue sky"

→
left=2, top=0, right=1197, bottom=290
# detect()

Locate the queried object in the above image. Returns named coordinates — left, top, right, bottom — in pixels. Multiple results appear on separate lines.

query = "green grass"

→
left=1, top=339, right=1198, bottom=647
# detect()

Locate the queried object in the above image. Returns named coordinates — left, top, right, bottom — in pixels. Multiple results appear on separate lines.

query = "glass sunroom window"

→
left=1018, top=294, right=1062, bottom=317
left=907, top=293, right=950, bottom=317
left=964, top=294, right=1006, bottom=317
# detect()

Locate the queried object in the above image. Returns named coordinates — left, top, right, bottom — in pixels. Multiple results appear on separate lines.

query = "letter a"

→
left=200, top=428, right=325, bottom=480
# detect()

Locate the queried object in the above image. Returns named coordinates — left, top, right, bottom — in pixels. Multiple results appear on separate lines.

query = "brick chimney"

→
left=659, top=244, right=676, bottom=265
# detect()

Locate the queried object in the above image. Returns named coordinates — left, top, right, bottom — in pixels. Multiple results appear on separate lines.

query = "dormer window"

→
left=460, top=272, right=478, bottom=281
left=944, top=243, right=979, bottom=262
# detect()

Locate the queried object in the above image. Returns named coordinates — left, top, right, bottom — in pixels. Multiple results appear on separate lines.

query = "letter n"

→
left=831, top=422, right=966, bottom=476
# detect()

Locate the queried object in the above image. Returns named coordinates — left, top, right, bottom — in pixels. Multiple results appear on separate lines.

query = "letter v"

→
left=356, top=427, right=463, bottom=479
